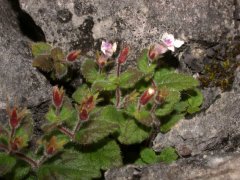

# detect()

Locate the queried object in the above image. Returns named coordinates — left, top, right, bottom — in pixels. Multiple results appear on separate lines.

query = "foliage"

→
left=0, top=37, right=203, bottom=179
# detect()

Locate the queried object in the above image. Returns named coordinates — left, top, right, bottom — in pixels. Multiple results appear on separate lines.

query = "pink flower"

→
left=148, top=43, right=168, bottom=61
left=161, top=33, right=184, bottom=52
left=101, top=41, right=117, bottom=58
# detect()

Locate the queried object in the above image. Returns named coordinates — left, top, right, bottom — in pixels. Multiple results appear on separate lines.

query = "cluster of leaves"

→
left=0, top=42, right=203, bottom=179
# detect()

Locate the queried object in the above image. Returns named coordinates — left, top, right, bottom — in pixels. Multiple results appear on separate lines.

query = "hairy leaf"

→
left=72, top=85, right=90, bottom=103
left=31, top=42, right=52, bottom=57
left=118, top=119, right=150, bottom=145
left=12, top=164, right=30, bottom=180
left=137, top=49, right=156, bottom=76
left=81, top=139, right=122, bottom=170
left=92, top=80, right=117, bottom=92
left=45, top=107, right=58, bottom=123
left=154, top=69, right=199, bottom=91
left=54, top=62, right=68, bottom=79
left=160, top=114, right=185, bottom=133
left=134, top=109, right=153, bottom=127
left=51, top=47, right=65, bottom=62
left=186, top=89, right=203, bottom=114
left=75, top=120, right=119, bottom=145
left=118, top=68, right=143, bottom=89
left=140, top=148, right=158, bottom=164
left=32, top=55, right=53, bottom=72
left=81, top=59, right=106, bottom=83
left=0, top=153, right=16, bottom=176
left=155, top=90, right=181, bottom=117
left=158, top=147, right=178, bottom=163
left=98, top=105, right=125, bottom=123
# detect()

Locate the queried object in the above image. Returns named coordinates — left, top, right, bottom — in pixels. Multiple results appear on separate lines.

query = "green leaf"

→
left=45, top=107, right=58, bottom=123
left=32, top=55, right=53, bottom=72
left=140, top=148, right=158, bottom=164
left=134, top=158, right=146, bottom=165
left=186, top=89, right=203, bottom=114
left=13, top=165, right=30, bottom=180
left=160, top=114, right=185, bottom=133
left=72, top=85, right=90, bottom=103
left=31, top=42, right=52, bottom=57
left=155, top=90, right=181, bottom=117
left=81, top=59, right=106, bottom=83
left=54, top=62, right=68, bottom=79
left=154, top=69, right=199, bottom=91
left=174, top=101, right=189, bottom=113
left=59, top=105, right=75, bottom=122
left=118, top=68, right=143, bottom=89
left=98, top=105, right=125, bottom=123
left=118, top=119, right=150, bottom=145
left=137, top=49, right=156, bottom=75
left=158, top=147, right=178, bottom=163
left=37, top=140, right=122, bottom=179
left=92, top=80, right=117, bottom=92
left=134, top=109, right=153, bottom=127
left=51, top=47, right=65, bottom=62
left=0, top=152, right=16, bottom=176
left=75, top=120, right=119, bottom=145
left=82, top=139, right=122, bottom=170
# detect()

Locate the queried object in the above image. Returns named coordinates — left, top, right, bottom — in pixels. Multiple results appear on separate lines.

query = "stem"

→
left=116, top=87, right=121, bottom=108
left=116, top=63, right=122, bottom=108
left=0, top=144, right=9, bottom=152
left=37, top=154, right=47, bottom=167
left=13, top=152, right=38, bottom=168
left=73, top=120, right=82, bottom=135
left=150, top=103, right=158, bottom=114
left=10, top=128, right=15, bottom=141
left=57, top=125, right=74, bottom=139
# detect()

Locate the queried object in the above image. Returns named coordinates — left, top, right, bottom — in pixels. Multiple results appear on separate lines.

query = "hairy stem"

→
left=116, top=63, right=122, bottom=108
left=57, top=125, right=74, bottom=139
left=73, top=120, right=82, bottom=135
left=13, top=152, right=38, bottom=168
left=0, top=143, right=9, bottom=152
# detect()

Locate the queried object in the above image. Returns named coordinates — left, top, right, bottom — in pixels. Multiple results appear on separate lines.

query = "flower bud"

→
left=85, top=96, right=94, bottom=110
left=79, top=108, right=89, bottom=121
left=66, top=50, right=81, bottom=62
left=96, top=53, right=108, bottom=68
left=11, top=137, right=23, bottom=151
left=155, top=88, right=169, bottom=104
left=46, top=136, right=57, bottom=155
left=52, top=86, right=64, bottom=109
left=118, top=47, right=129, bottom=64
left=148, top=44, right=168, bottom=61
left=9, top=107, right=20, bottom=129
left=139, top=87, right=156, bottom=106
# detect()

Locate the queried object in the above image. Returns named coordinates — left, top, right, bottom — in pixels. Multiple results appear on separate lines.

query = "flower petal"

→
left=174, top=39, right=184, bottom=48
left=161, top=33, right=174, bottom=47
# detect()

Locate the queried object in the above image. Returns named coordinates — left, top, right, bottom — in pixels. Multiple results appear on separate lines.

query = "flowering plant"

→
left=0, top=33, right=203, bottom=179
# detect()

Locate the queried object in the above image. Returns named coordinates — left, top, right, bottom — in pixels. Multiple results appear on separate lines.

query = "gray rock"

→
left=19, top=0, right=237, bottom=62
left=0, top=0, right=51, bottom=111
left=105, top=152, right=240, bottom=180
left=153, top=86, right=240, bottom=155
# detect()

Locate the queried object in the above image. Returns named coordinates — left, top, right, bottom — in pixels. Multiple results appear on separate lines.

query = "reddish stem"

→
left=14, top=152, right=38, bottom=168
left=0, top=143, right=9, bottom=152
left=57, top=125, right=74, bottom=139
left=116, top=63, right=122, bottom=108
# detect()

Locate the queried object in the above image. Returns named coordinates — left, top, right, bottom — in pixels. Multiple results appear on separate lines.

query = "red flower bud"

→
left=85, top=96, right=94, bottom=110
left=139, top=88, right=156, bottom=106
left=79, top=108, right=89, bottom=121
left=118, top=47, right=129, bottom=64
left=66, top=50, right=81, bottom=62
left=52, top=86, right=64, bottom=109
left=10, top=107, right=20, bottom=129
left=11, top=137, right=23, bottom=151
left=46, top=146, right=55, bottom=155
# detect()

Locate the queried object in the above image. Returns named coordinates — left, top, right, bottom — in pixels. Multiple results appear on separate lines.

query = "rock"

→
left=19, top=0, right=237, bottom=62
left=153, top=82, right=240, bottom=155
left=105, top=152, right=240, bottom=180
left=0, top=0, right=51, bottom=112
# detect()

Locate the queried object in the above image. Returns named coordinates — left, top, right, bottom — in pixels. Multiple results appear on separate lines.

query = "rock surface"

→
left=0, top=0, right=51, bottom=111
left=105, top=152, right=240, bottom=180
left=19, top=0, right=237, bottom=62
left=153, top=86, right=240, bottom=156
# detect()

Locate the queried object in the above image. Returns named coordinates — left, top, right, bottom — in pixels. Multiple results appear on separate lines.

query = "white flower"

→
left=101, top=41, right=117, bottom=58
left=161, top=32, right=184, bottom=52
